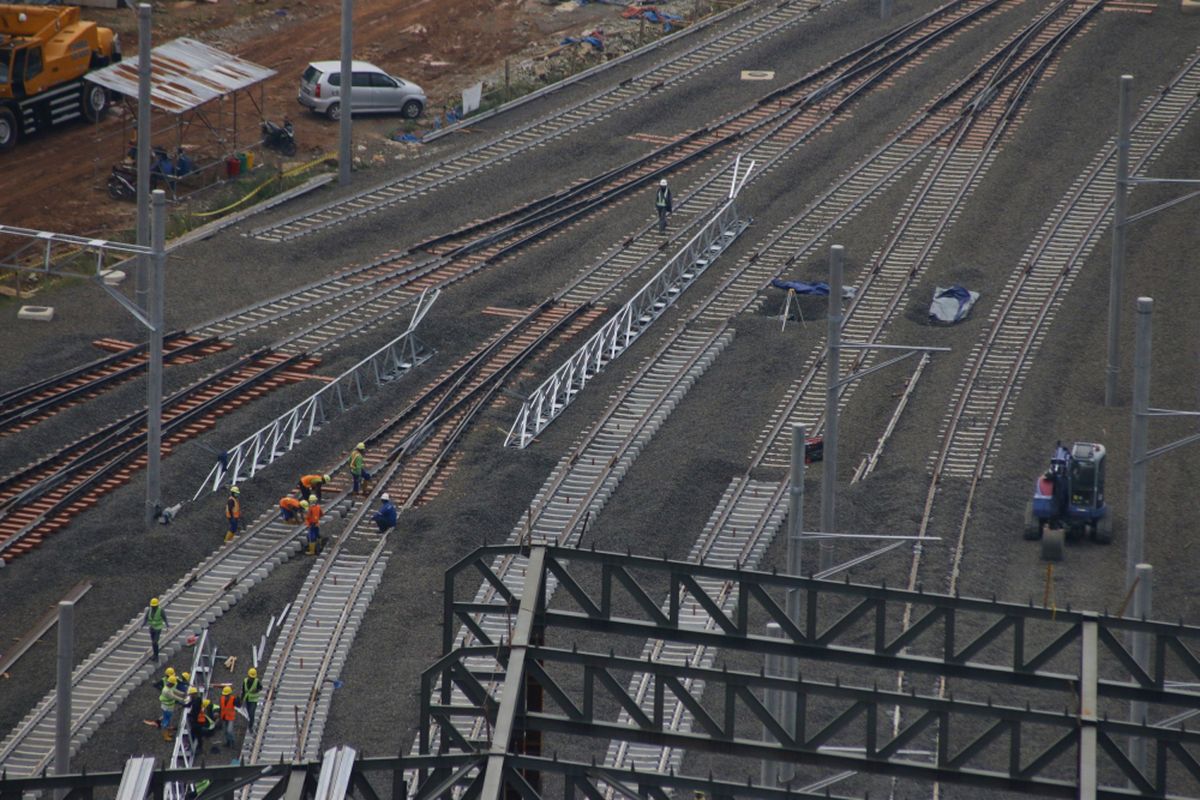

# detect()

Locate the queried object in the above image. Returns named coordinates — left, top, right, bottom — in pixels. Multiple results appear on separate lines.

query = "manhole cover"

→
left=741, top=69, right=775, bottom=80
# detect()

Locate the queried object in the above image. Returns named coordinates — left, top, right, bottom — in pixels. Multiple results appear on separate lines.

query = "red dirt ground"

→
left=0, top=0, right=625, bottom=236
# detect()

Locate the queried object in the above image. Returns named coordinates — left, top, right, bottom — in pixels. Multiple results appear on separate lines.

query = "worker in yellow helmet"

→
left=144, top=597, right=167, bottom=662
left=241, top=667, right=263, bottom=730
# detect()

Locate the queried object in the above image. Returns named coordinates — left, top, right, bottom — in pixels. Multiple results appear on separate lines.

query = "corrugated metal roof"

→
left=85, top=38, right=276, bottom=114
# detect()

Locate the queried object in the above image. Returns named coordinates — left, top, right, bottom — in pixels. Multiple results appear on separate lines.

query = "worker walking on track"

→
left=219, top=685, right=238, bottom=748
left=144, top=597, right=167, bottom=663
left=279, top=496, right=306, bottom=523
left=372, top=493, right=397, bottom=533
left=158, top=676, right=185, bottom=741
left=298, top=473, right=330, bottom=502
left=305, top=496, right=323, bottom=555
left=655, top=178, right=673, bottom=233
left=349, top=443, right=371, bottom=495
left=225, top=486, right=241, bottom=543
left=241, top=667, right=263, bottom=730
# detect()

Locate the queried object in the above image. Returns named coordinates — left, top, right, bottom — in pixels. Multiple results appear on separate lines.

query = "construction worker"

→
left=152, top=666, right=176, bottom=690
left=655, top=177, right=673, bottom=233
left=144, top=597, right=167, bottom=662
left=372, top=493, right=397, bottom=533
left=197, top=698, right=219, bottom=753
left=225, top=486, right=241, bottom=543
left=305, top=495, right=323, bottom=555
left=241, top=667, right=263, bottom=729
left=219, top=685, right=238, bottom=748
left=349, top=443, right=371, bottom=495
left=279, top=495, right=306, bottom=523
left=158, top=677, right=185, bottom=741
left=177, top=671, right=192, bottom=696
left=183, top=685, right=202, bottom=742
left=298, top=473, right=330, bottom=502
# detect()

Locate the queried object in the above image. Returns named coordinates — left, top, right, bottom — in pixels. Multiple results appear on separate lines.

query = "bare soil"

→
left=0, top=0, right=661, bottom=236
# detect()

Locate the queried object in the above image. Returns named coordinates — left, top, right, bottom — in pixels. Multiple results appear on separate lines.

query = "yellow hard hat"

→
left=248, top=667, right=258, bottom=678
left=188, top=686, right=198, bottom=694
left=150, top=597, right=159, bottom=607
left=202, top=699, right=211, bottom=708
left=322, top=474, right=330, bottom=482
left=166, top=667, right=176, bottom=677
left=182, top=672, right=190, bottom=681
left=231, top=486, right=240, bottom=495
left=222, top=686, right=232, bottom=695
left=167, top=677, right=177, bottom=686
left=356, top=442, right=365, bottom=450
left=300, top=500, right=309, bottom=508
left=308, top=495, right=318, bottom=504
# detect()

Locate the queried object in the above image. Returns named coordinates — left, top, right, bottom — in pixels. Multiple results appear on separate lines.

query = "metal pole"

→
left=761, top=622, right=782, bottom=787
left=820, top=245, right=844, bottom=573
left=338, top=0, right=353, bottom=187
left=135, top=4, right=152, bottom=314
left=145, top=191, right=166, bottom=525
left=880, top=0, right=893, bottom=19
left=1126, top=297, right=1152, bottom=590
left=1079, top=617, right=1098, bottom=800
left=1105, top=75, right=1133, bottom=407
left=54, top=600, right=74, bottom=790
left=1129, top=563, right=1152, bottom=780
left=782, top=424, right=804, bottom=786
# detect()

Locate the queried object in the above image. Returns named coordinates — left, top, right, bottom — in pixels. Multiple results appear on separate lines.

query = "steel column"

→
left=135, top=4, right=152, bottom=314
left=1104, top=75, right=1133, bottom=407
left=1129, top=562, right=1152, bottom=780
left=1079, top=616, right=1098, bottom=800
left=54, top=600, right=74, bottom=791
left=145, top=191, right=166, bottom=524
left=761, top=622, right=783, bottom=787
left=338, top=0, right=352, bottom=186
left=1126, top=297, right=1152, bottom=591
left=820, top=245, right=844, bottom=572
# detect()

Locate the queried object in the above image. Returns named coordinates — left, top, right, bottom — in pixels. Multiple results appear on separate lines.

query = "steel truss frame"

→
left=422, top=544, right=1200, bottom=799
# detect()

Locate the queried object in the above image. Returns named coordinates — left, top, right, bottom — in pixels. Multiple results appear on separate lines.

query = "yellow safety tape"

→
left=191, top=154, right=334, bottom=218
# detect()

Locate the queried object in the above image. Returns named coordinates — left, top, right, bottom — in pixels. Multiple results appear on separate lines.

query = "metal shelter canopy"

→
left=85, top=38, right=276, bottom=115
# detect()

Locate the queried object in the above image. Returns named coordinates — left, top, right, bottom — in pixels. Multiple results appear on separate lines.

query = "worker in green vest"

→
left=144, top=597, right=167, bottom=662
left=241, top=667, right=263, bottom=729
left=349, top=442, right=371, bottom=495
left=158, top=677, right=185, bottom=742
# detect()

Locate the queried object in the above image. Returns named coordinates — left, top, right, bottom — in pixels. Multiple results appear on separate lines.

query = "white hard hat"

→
left=659, top=178, right=667, bottom=187
left=381, top=493, right=390, bottom=501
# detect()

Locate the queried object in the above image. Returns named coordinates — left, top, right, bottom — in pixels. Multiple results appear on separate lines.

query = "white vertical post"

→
left=338, top=0, right=353, bottom=186
left=1126, top=297, right=1152, bottom=590
left=135, top=4, right=152, bottom=314
left=820, top=245, right=844, bottom=572
left=54, top=600, right=74, bottom=792
left=1105, top=75, right=1133, bottom=407
left=782, top=424, right=804, bottom=785
left=145, top=191, right=166, bottom=524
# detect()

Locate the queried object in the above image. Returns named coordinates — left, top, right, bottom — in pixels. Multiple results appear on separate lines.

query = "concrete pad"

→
left=17, top=305, right=54, bottom=322
left=100, top=269, right=127, bottom=286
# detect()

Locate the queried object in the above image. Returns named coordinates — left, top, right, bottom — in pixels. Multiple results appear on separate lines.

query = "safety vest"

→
left=220, top=693, right=237, bottom=721
left=160, top=685, right=179, bottom=708
left=350, top=451, right=364, bottom=475
left=243, top=676, right=262, bottom=703
left=301, top=474, right=324, bottom=489
left=226, top=496, right=240, bottom=520
left=196, top=705, right=208, bottom=726
left=280, top=497, right=301, bottom=512
left=147, top=606, right=165, bottom=631
left=656, top=186, right=671, bottom=208
left=306, top=505, right=322, bottom=527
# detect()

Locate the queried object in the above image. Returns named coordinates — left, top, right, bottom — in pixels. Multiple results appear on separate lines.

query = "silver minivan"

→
left=298, top=61, right=426, bottom=121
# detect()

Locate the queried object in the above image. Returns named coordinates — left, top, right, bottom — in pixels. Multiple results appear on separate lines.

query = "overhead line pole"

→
left=135, top=4, right=152, bottom=314
left=145, top=191, right=166, bottom=525
left=820, top=245, right=843, bottom=573
left=338, top=0, right=353, bottom=186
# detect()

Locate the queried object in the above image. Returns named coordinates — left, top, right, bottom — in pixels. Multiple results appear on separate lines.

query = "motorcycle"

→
left=107, top=147, right=194, bottom=201
left=261, top=117, right=297, bottom=157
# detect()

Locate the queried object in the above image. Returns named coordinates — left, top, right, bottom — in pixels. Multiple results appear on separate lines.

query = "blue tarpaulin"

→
left=771, top=278, right=830, bottom=295
left=560, top=35, right=605, bottom=51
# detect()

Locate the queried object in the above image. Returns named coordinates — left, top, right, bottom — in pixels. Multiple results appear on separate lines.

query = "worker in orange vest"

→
left=279, top=496, right=306, bottom=523
left=297, top=473, right=330, bottom=502
left=305, top=496, right=323, bottom=555
left=219, top=685, right=238, bottom=748
left=224, top=486, right=241, bottom=543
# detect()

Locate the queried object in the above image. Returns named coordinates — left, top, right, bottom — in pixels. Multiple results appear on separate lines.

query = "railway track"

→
left=412, top=0, right=1109, bottom=781
left=0, top=334, right=227, bottom=438
left=245, top=0, right=836, bottom=243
